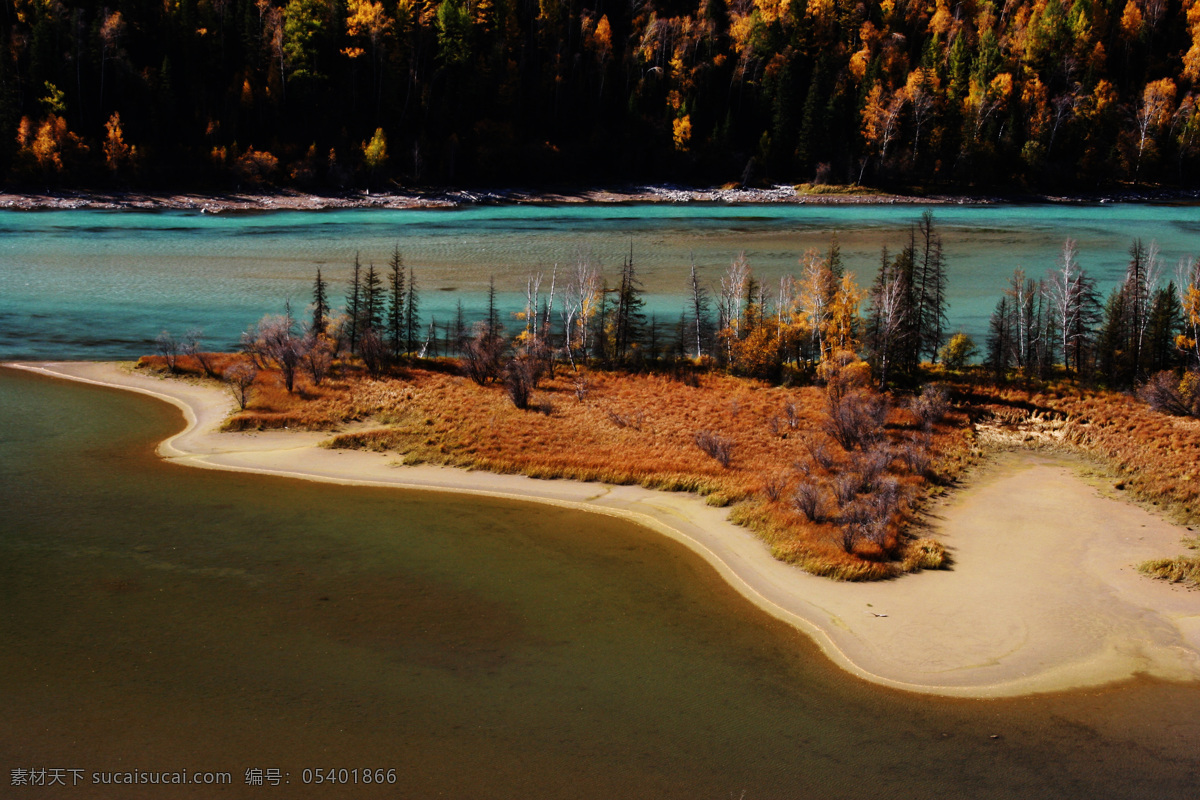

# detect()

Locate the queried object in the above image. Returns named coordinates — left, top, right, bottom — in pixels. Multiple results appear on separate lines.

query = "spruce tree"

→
left=614, top=250, right=646, bottom=362
left=362, top=263, right=384, bottom=334
left=311, top=267, right=329, bottom=336
left=345, top=254, right=363, bottom=354
left=404, top=267, right=420, bottom=357
left=387, top=246, right=406, bottom=357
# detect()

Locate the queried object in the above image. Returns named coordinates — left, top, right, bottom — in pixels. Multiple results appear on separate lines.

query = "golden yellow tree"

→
left=103, top=112, right=133, bottom=174
left=1133, top=77, right=1176, bottom=180
left=824, top=273, right=865, bottom=355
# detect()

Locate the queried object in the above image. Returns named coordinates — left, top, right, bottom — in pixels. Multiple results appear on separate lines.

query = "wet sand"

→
left=9, top=360, right=1200, bottom=698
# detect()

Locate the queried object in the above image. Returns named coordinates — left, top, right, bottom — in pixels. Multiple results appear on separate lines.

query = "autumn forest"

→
left=4, top=0, right=1200, bottom=190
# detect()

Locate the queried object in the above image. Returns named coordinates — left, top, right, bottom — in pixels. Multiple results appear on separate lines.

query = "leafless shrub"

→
left=243, top=314, right=307, bottom=392
left=504, top=356, right=537, bottom=410
left=856, top=446, right=891, bottom=491
left=303, top=333, right=334, bottom=385
left=225, top=362, right=258, bottom=410
left=461, top=322, right=506, bottom=385
left=899, top=439, right=932, bottom=477
left=792, top=481, right=825, bottom=522
left=1139, top=370, right=1200, bottom=417
left=910, top=383, right=951, bottom=430
left=837, top=522, right=858, bottom=553
left=832, top=472, right=860, bottom=506
left=762, top=472, right=789, bottom=502
left=824, top=388, right=890, bottom=451
left=860, top=517, right=890, bottom=550
left=359, top=328, right=388, bottom=378
left=182, top=329, right=217, bottom=378
left=156, top=331, right=180, bottom=372
left=574, top=375, right=592, bottom=401
left=694, top=430, right=734, bottom=468
left=801, top=434, right=836, bottom=470
left=838, top=497, right=890, bottom=553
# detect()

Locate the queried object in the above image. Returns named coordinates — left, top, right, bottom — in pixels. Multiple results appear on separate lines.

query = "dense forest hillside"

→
left=3, top=0, right=1199, bottom=190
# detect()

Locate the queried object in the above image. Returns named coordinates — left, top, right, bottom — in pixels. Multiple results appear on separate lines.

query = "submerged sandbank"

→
left=9, top=360, right=1200, bottom=698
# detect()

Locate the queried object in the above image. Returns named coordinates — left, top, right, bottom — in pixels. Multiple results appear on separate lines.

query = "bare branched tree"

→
left=792, top=481, right=826, bottom=522
left=182, top=328, right=218, bottom=378
left=156, top=330, right=180, bottom=372
left=909, top=384, right=950, bottom=430
left=461, top=321, right=506, bottom=385
left=225, top=362, right=258, bottom=410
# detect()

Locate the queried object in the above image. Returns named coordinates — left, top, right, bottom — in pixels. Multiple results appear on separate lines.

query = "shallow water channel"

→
left=2, top=203, right=1198, bottom=360
left=2, top=367, right=1199, bottom=798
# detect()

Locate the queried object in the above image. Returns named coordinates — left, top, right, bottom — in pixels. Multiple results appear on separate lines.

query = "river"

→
left=1, top=203, right=1197, bottom=360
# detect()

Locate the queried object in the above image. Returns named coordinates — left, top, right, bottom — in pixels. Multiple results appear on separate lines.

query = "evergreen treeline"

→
left=8, top=0, right=1200, bottom=190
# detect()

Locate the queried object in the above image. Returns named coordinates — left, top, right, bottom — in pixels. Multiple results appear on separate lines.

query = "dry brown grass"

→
left=137, top=354, right=970, bottom=581
left=956, top=381, right=1200, bottom=525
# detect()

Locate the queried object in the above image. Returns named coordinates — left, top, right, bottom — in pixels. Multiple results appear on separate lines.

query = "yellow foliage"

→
left=1184, top=29, right=1200, bottom=83
left=363, top=127, right=388, bottom=171
left=728, top=13, right=756, bottom=57
left=31, top=116, right=64, bottom=172
left=103, top=112, right=132, bottom=172
left=1120, top=0, right=1144, bottom=39
left=345, top=0, right=393, bottom=45
left=672, top=115, right=692, bottom=151
left=754, top=0, right=789, bottom=26
left=825, top=273, right=864, bottom=355
left=1021, top=74, right=1049, bottom=140
left=1140, top=77, right=1177, bottom=129
left=805, top=0, right=832, bottom=21
left=15, top=116, right=31, bottom=149
left=928, top=0, right=953, bottom=35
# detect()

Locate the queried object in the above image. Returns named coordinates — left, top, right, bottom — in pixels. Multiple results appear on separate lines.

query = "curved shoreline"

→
left=8, top=360, right=1200, bottom=698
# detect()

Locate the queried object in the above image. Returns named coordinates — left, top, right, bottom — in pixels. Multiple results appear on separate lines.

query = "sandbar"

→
left=9, top=360, right=1200, bottom=698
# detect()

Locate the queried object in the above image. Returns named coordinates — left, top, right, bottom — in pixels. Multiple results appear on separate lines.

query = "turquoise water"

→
left=1, top=203, right=1197, bottom=359
left=3, top=368, right=1200, bottom=798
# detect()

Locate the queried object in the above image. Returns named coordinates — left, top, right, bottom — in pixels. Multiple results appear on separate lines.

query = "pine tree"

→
left=485, top=276, right=500, bottom=340
left=1097, top=288, right=1133, bottom=386
left=404, top=267, right=420, bottom=357
left=361, top=263, right=384, bottom=334
left=345, top=253, right=363, bottom=354
left=986, top=295, right=1013, bottom=379
left=916, top=210, right=948, bottom=362
left=1145, top=284, right=1183, bottom=373
left=387, top=246, right=406, bottom=357
left=614, top=249, right=646, bottom=363
left=311, top=267, right=329, bottom=336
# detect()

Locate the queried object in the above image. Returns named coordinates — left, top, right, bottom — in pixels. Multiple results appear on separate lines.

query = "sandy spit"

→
left=9, top=360, right=1200, bottom=698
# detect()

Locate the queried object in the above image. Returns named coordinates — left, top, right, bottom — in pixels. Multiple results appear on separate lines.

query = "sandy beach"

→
left=9, top=360, right=1200, bottom=698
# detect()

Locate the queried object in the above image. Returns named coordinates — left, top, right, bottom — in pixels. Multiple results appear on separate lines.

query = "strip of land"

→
left=3, top=185, right=1196, bottom=212
left=9, top=360, right=1200, bottom=698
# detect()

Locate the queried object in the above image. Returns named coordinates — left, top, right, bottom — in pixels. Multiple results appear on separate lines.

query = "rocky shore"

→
left=4, top=183, right=1194, bottom=212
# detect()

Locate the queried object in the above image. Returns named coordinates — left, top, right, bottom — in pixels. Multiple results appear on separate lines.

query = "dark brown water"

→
left=2, top=367, right=1198, bottom=798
